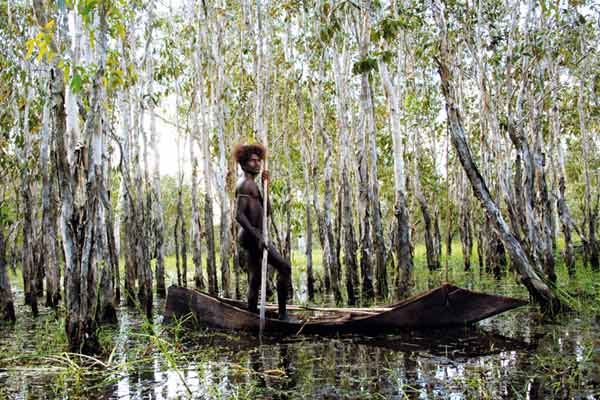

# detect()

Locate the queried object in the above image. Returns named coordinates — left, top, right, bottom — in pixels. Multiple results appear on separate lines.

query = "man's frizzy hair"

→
left=232, top=143, right=267, bottom=165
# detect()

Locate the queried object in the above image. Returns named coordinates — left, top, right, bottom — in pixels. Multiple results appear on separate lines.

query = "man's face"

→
left=244, top=153, right=262, bottom=175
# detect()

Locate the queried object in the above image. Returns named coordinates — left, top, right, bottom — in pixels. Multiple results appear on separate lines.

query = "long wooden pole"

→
left=259, top=155, right=269, bottom=334
left=255, top=0, right=268, bottom=336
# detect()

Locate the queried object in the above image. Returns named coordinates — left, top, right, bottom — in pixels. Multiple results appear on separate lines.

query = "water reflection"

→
left=2, top=295, right=600, bottom=399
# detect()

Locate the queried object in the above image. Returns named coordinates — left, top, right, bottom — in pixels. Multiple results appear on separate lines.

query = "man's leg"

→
left=266, top=245, right=292, bottom=320
left=246, top=252, right=261, bottom=314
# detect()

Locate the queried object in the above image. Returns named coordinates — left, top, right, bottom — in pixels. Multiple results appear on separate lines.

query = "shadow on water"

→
left=2, top=284, right=600, bottom=399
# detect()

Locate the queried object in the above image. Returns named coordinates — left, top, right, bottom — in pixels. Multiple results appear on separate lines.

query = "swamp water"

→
left=1, top=280, right=600, bottom=399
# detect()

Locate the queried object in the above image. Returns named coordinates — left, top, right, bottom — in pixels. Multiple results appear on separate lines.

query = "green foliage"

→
left=24, top=20, right=56, bottom=63
left=352, top=56, right=378, bottom=75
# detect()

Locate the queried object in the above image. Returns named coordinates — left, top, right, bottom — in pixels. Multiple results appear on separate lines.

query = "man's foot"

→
left=278, top=310, right=289, bottom=321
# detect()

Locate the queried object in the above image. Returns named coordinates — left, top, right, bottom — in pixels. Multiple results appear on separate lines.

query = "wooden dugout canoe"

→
left=164, top=284, right=527, bottom=335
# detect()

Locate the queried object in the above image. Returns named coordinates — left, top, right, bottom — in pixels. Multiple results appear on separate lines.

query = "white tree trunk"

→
left=378, top=58, right=413, bottom=298
left=433, top=0, right=561, bottom=313
left=40, top=97, right=60, bottom=308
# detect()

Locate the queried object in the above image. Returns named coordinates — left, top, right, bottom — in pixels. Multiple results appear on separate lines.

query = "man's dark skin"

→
left=235, top=151, right=292, bottom=321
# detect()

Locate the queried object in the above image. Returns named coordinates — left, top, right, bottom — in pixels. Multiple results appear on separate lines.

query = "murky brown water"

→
left=1, top=276, right=600, bottom=399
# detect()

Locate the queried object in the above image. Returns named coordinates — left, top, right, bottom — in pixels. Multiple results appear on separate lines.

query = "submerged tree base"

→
left=1, top=301, right=16, bottom=323
left=66, top=317, right=101, bottom=355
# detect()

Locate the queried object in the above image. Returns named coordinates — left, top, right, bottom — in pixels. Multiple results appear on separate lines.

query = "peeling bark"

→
left=434, top=0, right=561, bottom=314
left=334, top=47, right=358, bottom=305
left=378, top=52, right=413, bottom=299
left=0, top=226, right=16, bottom=323
left=19, top=85, right=38, bottom=316
left=40, top=99, right=60, bottom=308
left=357, top=4, right=375, bottom=302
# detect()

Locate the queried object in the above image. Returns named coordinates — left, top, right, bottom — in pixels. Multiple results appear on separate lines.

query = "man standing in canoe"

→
left=234, top=143, right=291, bottom=321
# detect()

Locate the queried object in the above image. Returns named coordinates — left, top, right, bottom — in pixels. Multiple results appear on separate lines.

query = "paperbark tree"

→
left=38, top=0, right=113, bottom=352
left=0, top=219, right=16, bottom=323
left=547, top=57, right=575, bottom=276
left=313, top=53, right=341, bottom=302
left=146, top=9, right=166, bottom=297
left=367, top=80, right=387, bottom=300
left=133, top=91, right=153, bottom=317
left=40, top=97, right=60, bottom=309
left=188, top=85, right=202, bottom=290
left=18, top=84, right=38, bottom=316
left=334, top=45, right=359, bottom=305
left=577, top=59, right=599, bottom=271
left=433, top=0, right=561, bottom=314
left=356, top=3, right=375, bottom=302
left=119, top=28, right=137, bottom=306
left=413, top=152, right=441, bottom=272
left=210, top=6, right=232, bottom=297
left=459, top=173, right=473, bottom=271
left=378, top=55, right=413, bottom=298
left=311, top=7, right=339, bottom=301
left=297, top=87, right=314, bottom=302
left=195, top=6, right=218, bottom=295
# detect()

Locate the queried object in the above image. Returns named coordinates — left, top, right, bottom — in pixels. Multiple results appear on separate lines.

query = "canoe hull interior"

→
left=164, top=284, right=527, bottom=335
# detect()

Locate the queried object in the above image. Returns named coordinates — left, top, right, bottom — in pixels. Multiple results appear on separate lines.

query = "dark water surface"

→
left=1, top=279, right=600, bottom=399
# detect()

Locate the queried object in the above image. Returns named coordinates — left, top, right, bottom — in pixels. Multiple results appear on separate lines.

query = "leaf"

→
left=70, top=73, right=83, bottom=93
left=352, top=57, right=378, bottom=75
left=25, top=38, right=36, bottom=60
left=89, top=30, right=95, bottom=51
left=115, top=22, right=126, bottom=40
left=44, top=19, right=55, bottom=31
left=36, top=41, right=48, bottom=62
left=381, top=50, right=394, bottom=64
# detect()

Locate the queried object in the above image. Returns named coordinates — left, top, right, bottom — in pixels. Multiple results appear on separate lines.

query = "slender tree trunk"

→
left=466, top=3, right=509, bottom=278
left=232, top=113, right=241, bottom=299
left=147, top=32, right=166, bottom=297
left=549, top=60, right=575, bottom=276
left=434, top=0, right=561, bottom=313
left=134, top=2, right=155, bottom=318
left=195, top=14, right=217, bottom=294
left=133, top=85, right=152, bottom=318
left=212, top=19, right=232, bottom=297
left=174, top=210, right=181, bottom=286
left=40, top=99, right=60, bottom=308
left=99, top=148, right=118, bottom=325
left=334, top=46, right=358, bottom=305
left=112, top=171, right=122, bottom=305
left=378, top=56, right=413, bottom=299
left=322, top=129, right=341, bottom=303
left=529, top=65, right=556, bottom=284
left=186, top=54, right=201, bottom=290
left=356, top=4, right=375, bottom=302
left=312, top=51, right=337, bottom=299
left=189, top=122, right=202, bottom=290
left=95, top=7, right=116, bottom=324
left=0, top=226, right=16, bottom=322
left=367, top=79, right=387, bottom=300
left=578, top=71, right=599, bottom=271
left=104, top=163, right=120, bottom=306
left=459, top=174, right=473, bottom=271
left=202, top=123, right=218, bottom=295
left=119, top=31, right=137, bottom=306
left=445, top=200, right=453, bottom=258
left=309, top=6, right=331, bottom=298
left=297, top=87, right=315, bottom=303
left=413, top=153, right=441, bottom=271
left=18, top=85, right=38, bottom=316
